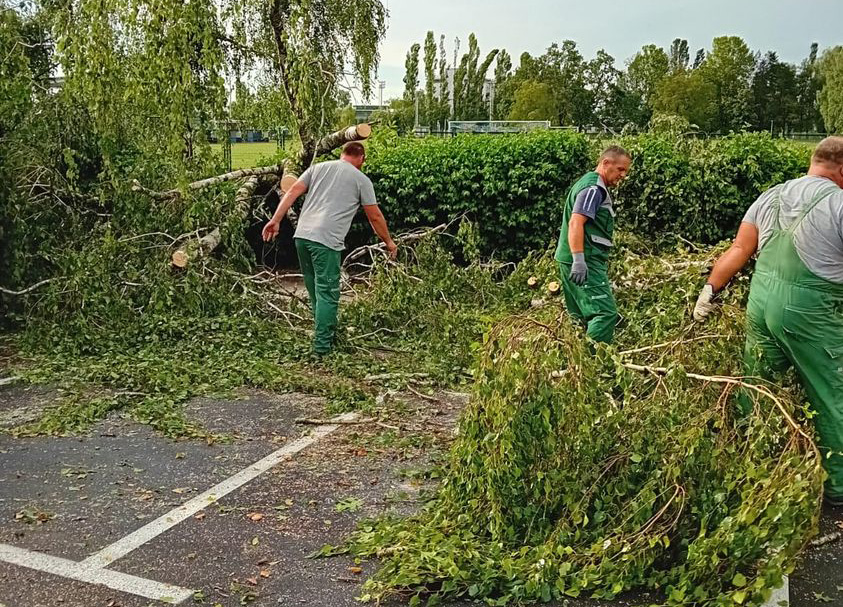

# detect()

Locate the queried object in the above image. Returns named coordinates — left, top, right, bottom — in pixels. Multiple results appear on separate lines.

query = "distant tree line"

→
left=391, top=33, right=843, bottom=135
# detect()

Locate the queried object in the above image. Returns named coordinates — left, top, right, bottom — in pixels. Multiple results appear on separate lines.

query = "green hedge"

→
left=361, top=131, right=593, bottom=261
left=616, top=133, right=812, bottom=244
left=363, top=131, right=812, bottom=260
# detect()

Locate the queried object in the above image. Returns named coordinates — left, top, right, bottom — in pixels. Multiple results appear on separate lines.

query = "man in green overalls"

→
left=694, top=136, right=843, bottom=507
left=555, top=146, right=632, bottom=344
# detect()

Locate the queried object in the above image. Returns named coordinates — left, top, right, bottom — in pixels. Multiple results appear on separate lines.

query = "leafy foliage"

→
left=616, top=132, right=811, bottom=244
left=362, top=131, right=810, bottom=261
left=818, top=46, right=843, bottom=134
left=334, top=244, right=824, bottom=607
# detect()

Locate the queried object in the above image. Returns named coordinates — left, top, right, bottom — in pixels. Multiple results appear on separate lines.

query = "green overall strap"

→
left=786, top=182, right=840, bottom=234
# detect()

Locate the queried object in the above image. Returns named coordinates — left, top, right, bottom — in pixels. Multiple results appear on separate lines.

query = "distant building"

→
left=353, top=104, right=388, bottom=123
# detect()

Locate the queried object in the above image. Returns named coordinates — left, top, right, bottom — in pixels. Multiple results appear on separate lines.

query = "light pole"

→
left=378, top=80, right=385, bottom=109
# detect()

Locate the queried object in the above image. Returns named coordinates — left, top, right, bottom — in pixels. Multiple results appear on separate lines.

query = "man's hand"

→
left=262, top=220, right=280, bottom=242
left=569, top=252, right=588, bottom=286
left=693, top=284, right=717, bottom=322
left=385, top=239, right=398, bottom=260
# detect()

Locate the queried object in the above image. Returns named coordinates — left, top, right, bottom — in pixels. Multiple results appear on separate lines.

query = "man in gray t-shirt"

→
left=693, top=136, right=843, bottom=506
left=262, top=141, right=397, bottom=355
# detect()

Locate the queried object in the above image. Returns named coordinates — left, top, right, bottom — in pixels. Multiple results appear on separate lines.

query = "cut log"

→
left=547, top=281, right=561, bottom=296
left=527, top=276, right=539, bottom=289
left=314, top=123, right=372, bottom=157
left=172, top=229, right=222, bottom=268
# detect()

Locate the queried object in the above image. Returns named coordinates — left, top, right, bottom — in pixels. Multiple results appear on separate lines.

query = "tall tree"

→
left=750, top=51, right=798, bottom=132
left=423, top=31, right=437, bottom=126
left=819, top=46, right=843, bottom=133
left=693, top=48, right=706, bottom=69
left=52, top=0, right=387, bottom=175
left=652, top=69, right=716, bottom=130
left=796, top=43, right=824, bottom=132
left=437, top=34, right=450, bottom=125
left=492, top=49, right=513, bottom=120
left=698, top=36, right=756, bottom=132
left=508, top=80, right=557, bottom=122
left=587, top=49, right=620, bottom=125
left=452, top=34, right=498, bottom=120
left=542, top=40, right=592, bottom=126
left=668, top=38, right=690, bottom=73
left=403, top=43, right=420, bottom=103
left=624, top=44, right=670, bottom=126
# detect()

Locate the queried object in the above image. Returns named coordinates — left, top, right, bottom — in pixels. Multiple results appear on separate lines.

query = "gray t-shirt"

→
left=743, top=175, right=843, bottom=283
left=294, top=160, right=378, bottom=251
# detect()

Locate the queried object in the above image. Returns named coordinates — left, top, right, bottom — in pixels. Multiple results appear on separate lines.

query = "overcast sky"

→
left=363, top=0, right=841, bottom=103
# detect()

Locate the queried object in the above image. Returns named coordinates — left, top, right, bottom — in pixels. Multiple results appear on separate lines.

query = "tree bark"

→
left=131, top=166, right=283, bottom=201
left=172, top=228, right=223, bottom=269
left=171, top=176, right=260, bottom=268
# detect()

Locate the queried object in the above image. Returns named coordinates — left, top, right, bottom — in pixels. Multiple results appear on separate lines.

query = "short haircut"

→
left=342, top=141, right=366, bottom=157
left=812, top=136, right=843, bottom=167
left=599, top=145, right=631, bottom=162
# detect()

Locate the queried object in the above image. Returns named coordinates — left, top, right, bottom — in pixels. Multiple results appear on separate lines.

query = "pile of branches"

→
left=331, top=245, right=824, bottom=607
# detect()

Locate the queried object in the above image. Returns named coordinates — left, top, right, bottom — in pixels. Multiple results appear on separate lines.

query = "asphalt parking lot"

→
left=0, top=384, right=840, bottom=607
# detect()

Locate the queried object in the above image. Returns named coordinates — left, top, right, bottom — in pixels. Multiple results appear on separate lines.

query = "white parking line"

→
left=83, top=412, right=358, bottom=569
left=1, top=413, right=357, bottom=604
left=0, top=543, right=193, bottom=604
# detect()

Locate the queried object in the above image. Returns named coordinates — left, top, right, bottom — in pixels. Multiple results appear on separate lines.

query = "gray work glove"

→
left=693, top=284, right=717, bottom=322
left=569, top=252, right=588, bottom=286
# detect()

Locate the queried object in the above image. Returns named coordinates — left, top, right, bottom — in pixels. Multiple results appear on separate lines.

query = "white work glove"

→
left=693, top=284, right=718, bottom=322
left=569, top=252, right=588, bottom=286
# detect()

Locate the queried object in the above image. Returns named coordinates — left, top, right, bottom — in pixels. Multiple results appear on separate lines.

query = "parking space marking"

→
left=83, top=412, right=358, bottom=569
left=0, top=543, right=193, bottom=603
left=1, top=413, right=356, bottom=604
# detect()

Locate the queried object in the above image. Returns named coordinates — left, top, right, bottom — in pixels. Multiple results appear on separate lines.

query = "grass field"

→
left=211, top=141, right=280, bottom=169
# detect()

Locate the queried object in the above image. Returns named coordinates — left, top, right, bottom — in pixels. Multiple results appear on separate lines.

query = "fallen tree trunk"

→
left=280, top=122, right=374, bottom=192
left=172, top=176, right=260, bottom=268
left=132, top=123, right=373, bottom=267
left=133, top=123, right=373, bottom=201
left=131, top=166, right=284, bottom=201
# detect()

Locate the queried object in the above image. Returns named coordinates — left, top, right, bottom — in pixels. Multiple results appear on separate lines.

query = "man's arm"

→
left=693, top=222, right=759, bottom=321
left=708, top=222, right=759, bottom=291
left=262, top=180, right=308, bottom=242
left=567, top=213, right=589, bottom=285
left=567, top=213, right=587, bottom=254
left=363, top=204, right=398, bottom=259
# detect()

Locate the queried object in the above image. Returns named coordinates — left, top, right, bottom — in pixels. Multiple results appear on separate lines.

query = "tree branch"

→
left=0, top=278, right=55, bottom=296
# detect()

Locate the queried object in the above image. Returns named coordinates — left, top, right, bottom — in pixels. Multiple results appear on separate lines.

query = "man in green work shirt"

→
left=262, top=142, right=397, bottom=355
left=555, top=146, right=631, bottom=344
left=694, top=136, right=843, bottom=507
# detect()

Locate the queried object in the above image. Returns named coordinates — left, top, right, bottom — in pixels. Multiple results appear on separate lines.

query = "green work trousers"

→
left=743, top=185, right=843, bottom=500
left=558, top=260, right=618, bottom=344
left=295, top=238, right=342, bottom=354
